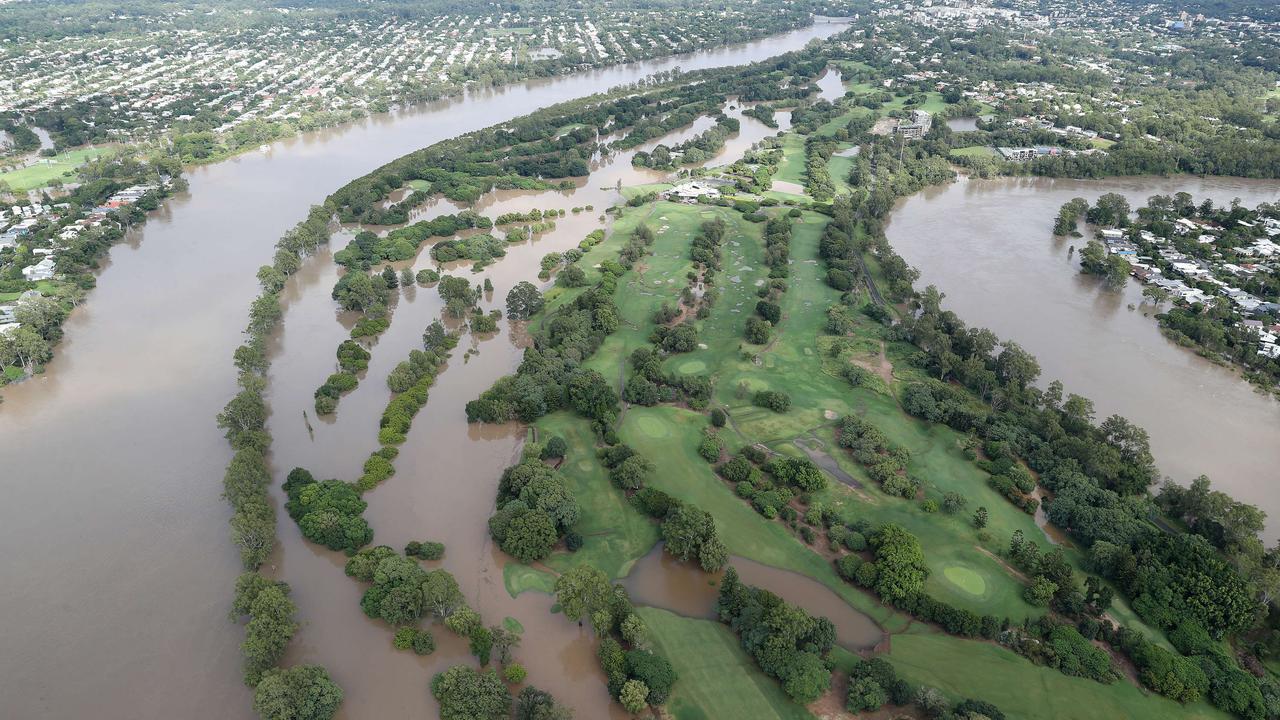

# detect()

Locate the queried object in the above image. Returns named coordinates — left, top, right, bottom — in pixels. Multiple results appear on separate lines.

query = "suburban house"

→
left=22, top=257, right=56, bottom=282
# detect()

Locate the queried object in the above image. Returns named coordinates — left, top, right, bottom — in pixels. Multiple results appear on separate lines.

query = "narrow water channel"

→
left=0, top=21, right=848, bottom=720
left=886, top=175, right=1280, bottom=539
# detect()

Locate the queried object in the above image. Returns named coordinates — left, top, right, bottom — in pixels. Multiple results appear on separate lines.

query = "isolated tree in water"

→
left=505, top=281, right=544, bottom=320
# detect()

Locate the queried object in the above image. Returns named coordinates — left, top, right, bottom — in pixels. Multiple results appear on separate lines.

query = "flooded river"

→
left=886, top=175, right=1280, bottom=539
left=0, top=21, right=848, bottom=720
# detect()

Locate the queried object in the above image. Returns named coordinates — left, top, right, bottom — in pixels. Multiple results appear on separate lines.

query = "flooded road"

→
left=886, top=175, right=1280, bottom=539
left=0, top=21, right=848, bottom=720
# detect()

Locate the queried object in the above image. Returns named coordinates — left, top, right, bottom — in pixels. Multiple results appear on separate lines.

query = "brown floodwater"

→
left=0, top=22, right=850, bottom=720
left=885, top=175, right=1280, bottom=539
left=264, top=97, right=796, bottom=720
left=623, top=547, right=883, bottom=649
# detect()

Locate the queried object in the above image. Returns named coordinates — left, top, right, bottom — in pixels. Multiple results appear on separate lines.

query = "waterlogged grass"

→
left=620, top=405, right=906, bottom=632
left=620, top=182, right=673, bottom=200
left=537, top=412, right=659, bottom=581
left=887, top=627, right=1230, bottom=720
left=637, top=606, right=815, bottom=720
left=503, top=563, right=556, bottom=597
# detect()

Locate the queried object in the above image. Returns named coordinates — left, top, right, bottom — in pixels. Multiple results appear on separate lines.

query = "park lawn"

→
left=637, top=607, right=815, bottom=720
left=0, top=147, right=110, bottom=192
left=887, top=626, right=1231, bottom=720
left=835, top=60, right=873, bottom=75
left=949, top=145, right=997, bottom=158
left=405, top=179, right=431, bottom=192
left=1107, top=594, right=1176, bottom=652
left=1091, top=137, right=1117, bottom=149
left=771, top=133, right=808, bottom=186
left=537, top=411, right=659, bottom=581
left=655, top=205, right=770, bottom=399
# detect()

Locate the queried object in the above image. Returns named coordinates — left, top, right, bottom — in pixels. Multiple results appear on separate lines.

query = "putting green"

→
left=634, top=415, right=671, bottom=439
left=943, top=566, right=987, bottom=596
left=676, top=359, right=707, bottom=374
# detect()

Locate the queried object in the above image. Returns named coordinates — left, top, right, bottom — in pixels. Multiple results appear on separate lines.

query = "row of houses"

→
left=1109, top=216, right=1280, bottom=360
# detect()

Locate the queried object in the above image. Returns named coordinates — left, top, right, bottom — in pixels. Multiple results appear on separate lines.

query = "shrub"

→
left=394, top=626, right=417, bottom=650
left=406, top=540, right=445, bottom=560
left=413, top=629, right=436, bottom=655
left=752, top=390, right=791, bottom=413
left=541, top=436, right=568, bottom=460
left=698, top=430, right=724, bottom=463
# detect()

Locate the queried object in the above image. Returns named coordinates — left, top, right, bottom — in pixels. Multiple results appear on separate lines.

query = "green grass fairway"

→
left=0, top=147, right=110, bottom=192
left=536, top=412, right=659, bottom=582
left=772, top=134, right=808, bottom=186
left=634, top=414, right=671, bottom=439
left=638, top=607, right=815, bottom=720
left=888, top=628, right=1230, bottom=720
left=827, top=153, right=858, bottom=194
